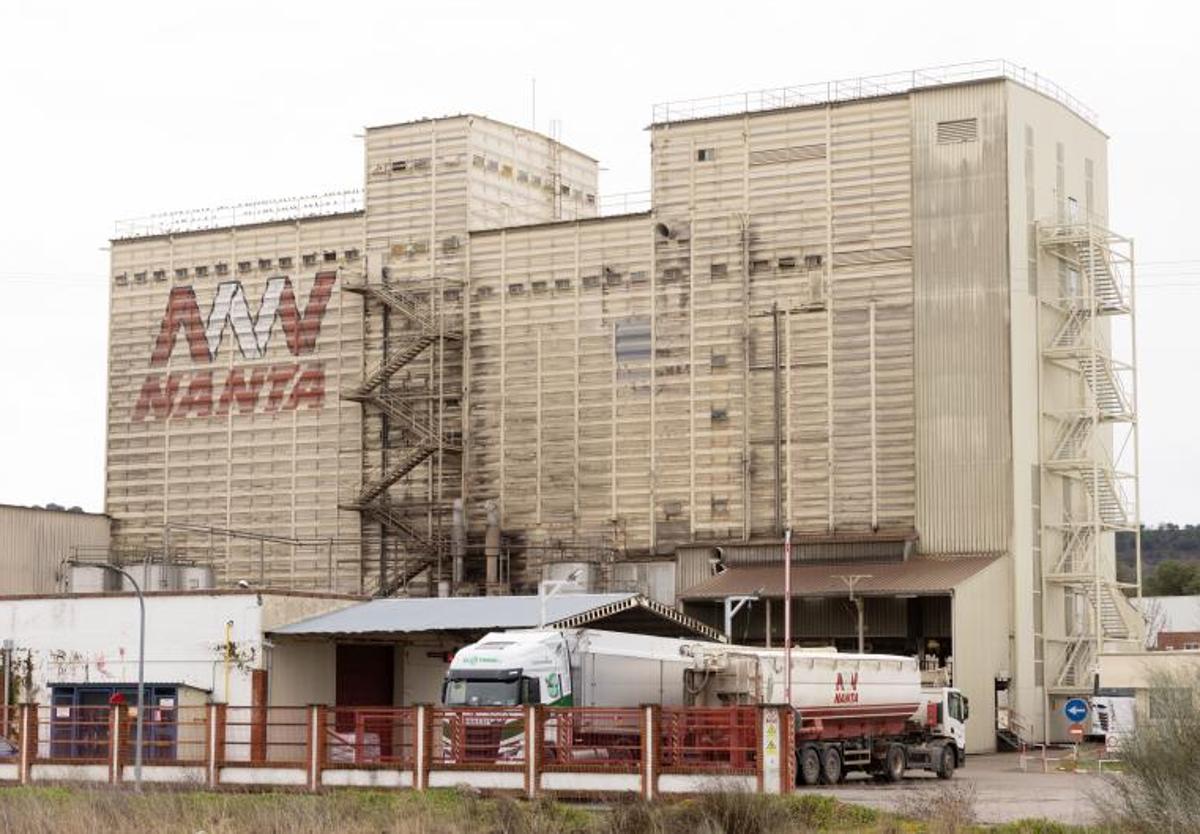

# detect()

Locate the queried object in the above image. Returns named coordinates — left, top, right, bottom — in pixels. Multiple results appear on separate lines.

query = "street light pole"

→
left=67, top=562, right=145, bottom=790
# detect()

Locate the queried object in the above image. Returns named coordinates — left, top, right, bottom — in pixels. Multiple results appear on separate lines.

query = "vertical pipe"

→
left=869, top=300, right=878, bottom=531
left=825, top=104, right=836, bottom=534
left=484, top=500, right=500, bottom=592
left=536, top=329, right=543, bottom=527
left=740, top=215, right=752, bottom=541
left=783, top=529, right=792, bottom=706
left=1129, top=238, right=1143, bottom=599
left=772, top=303, right=783, bottom=536
left=451, top=498, right=465, bottom=586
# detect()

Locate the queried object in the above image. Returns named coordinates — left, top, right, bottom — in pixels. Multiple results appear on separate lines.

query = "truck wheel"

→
left=936, top=744, right=956, bottom=780
left=797, top=744, right=822, bottom=786
left=884, top=744, right=906, bottom=782
left=819, top=746, right=843, bottom=785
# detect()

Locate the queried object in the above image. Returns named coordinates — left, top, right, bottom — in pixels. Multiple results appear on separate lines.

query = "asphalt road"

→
left=806, top=751, right=1117, bottom=826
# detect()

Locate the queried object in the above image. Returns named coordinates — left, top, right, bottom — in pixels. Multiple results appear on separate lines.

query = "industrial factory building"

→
left=101, top=62, right=1143, bottom=750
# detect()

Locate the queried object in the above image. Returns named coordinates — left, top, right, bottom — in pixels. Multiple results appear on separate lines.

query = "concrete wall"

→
left=106, top=212, right=367, bottom=590
left=0, top=591, right=354, bottom=706
left=952, top=556, right=1013, bottom=753
left=1005, top=81, right=1111, bottom=736
left=0, top=505, right=110, bottom=594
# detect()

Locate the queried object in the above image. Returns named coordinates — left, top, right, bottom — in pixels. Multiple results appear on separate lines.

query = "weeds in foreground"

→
left=895, top=782, right=977, bottom=834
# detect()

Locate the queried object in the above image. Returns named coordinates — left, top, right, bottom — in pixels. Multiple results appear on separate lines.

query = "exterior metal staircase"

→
left=343, top=269, right=463, bottom=597
left=1038, top=217, right=1141, bottom=697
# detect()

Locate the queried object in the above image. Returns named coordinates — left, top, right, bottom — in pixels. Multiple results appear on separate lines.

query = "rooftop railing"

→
left=652, top=60, right=1098, bottom=127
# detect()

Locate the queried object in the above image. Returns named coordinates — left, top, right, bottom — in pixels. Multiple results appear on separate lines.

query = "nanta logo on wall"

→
left=132, top=273, right=336, bottom=421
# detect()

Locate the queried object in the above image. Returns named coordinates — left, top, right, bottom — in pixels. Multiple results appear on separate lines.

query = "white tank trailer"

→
left=444, top=629, right=969, bottom=784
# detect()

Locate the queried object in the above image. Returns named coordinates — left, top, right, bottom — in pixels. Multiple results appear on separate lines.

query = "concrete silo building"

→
left=104, top=63, right=1142, bottom=750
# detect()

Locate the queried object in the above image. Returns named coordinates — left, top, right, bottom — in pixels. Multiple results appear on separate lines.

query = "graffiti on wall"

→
left=132, top=273, right=336, bottom=421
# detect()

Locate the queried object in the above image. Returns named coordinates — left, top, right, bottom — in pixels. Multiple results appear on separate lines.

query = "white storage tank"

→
left=65, top=563, right=120, bottom=593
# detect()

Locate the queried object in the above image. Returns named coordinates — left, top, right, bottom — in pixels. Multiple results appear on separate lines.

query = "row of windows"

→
left=114, top=249, right=359, bottom=286
left=470, top=153, right=595, bottom=205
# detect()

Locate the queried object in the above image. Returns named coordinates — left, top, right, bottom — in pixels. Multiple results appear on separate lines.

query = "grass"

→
left=0, top=785, right=1123, bottom=834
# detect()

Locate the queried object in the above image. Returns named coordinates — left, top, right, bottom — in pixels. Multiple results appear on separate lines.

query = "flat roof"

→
left=271, top=592, right=724, bottom=642
left=680, top=555, right=1002, bottom=600
left=365, top=112, right=599, bottom=163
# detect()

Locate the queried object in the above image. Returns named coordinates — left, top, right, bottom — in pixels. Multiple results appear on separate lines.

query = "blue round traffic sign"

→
left=1064, top=698, right=1089, bottom=722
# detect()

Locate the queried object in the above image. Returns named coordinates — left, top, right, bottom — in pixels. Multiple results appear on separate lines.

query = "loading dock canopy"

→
left=680, top=555, right=1000, bottom=600
left=270, top=592, right=724, bottom=641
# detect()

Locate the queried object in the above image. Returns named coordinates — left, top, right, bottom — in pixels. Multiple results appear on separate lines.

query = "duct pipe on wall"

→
left=451, top=498, right=466, bottom=586
left=484, top=500, right=501, bottom=593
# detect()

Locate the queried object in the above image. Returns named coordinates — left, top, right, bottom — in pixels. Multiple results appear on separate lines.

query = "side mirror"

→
left=964, top=696, right=970, bottom=721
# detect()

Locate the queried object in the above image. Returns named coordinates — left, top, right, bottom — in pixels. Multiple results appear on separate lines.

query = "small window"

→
left=133, top=271, right=147, bottom=284
left=214, top=263, right=228, bottom=276
left=585, top=193, right=596, bottom=206
left=662, top=267, right=682, bottom=281
left=517, top=170, right=529, bottom=183
left=560, top=184, right=570, bottom=196
left=777, top=256, right=796, bottom=270
left=531, top=280, right=547, bottom=293
left=710, top=406, right=728, bottom=421
left=582, top=274, right=600, bottom=290
left=302, top=253, right=317, bottom=267
left=412, top=158, right=430, bottom=170
left=711, top=353, right=727, bottom=369
left=411, top=241, right=428, bottom=255
left=444, top=289, right=461, bottom=302
left=258, top=258, right=272, bottom=270
left=697, top=148, right=716, bottom=162
left=804, top=254, right=823, bottom=269
left=531, top=175, right=542, bottom=188
left=711, top=497, right=730, bottom=515
left=442, top=236, right=461, bottom=253
left=152, top=269, right=167, bottom=282
left=615, top=317, right=652, bottom=362
left=500, top=164, right=513, bottom=178
left=323, top=251, right=337, bottom=262
left=555, top=278, right=571, bottom=291
left=194, top=265, right=208, bottom=277
left=710, top=263, right=728, bottom=279
left=476, top=286, right=494, bottom=299
left=486, top=159, right=499, bottom=172
left=114, top=273, right=128, bottom=286
left=238, top=261, right=252, bottom=273
left=751, top=259, right=770, bottom=274
left=472, top=155, right=485, bottom=168
left=508, top=283, right=525, bottom=295
left=605, top=270, right=623, bottom=286
left=392, top=159, right=407, bottom=172
left=278, top=257, right=293, bottom=269
left=174, top=267, right=188, bottom=279
left=630, top=270, right=648, bottom=286
left=344, top=249, right=360, bottom=261
left=936, top=118, right=979, bottom=144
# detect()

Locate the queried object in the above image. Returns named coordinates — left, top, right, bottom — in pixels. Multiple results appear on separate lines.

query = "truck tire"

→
left=797, top=744, right=822, bottom=786
left=936, top=743, right=956, bottom=780
left=883, top=744, right=906, bottom=782
left=819, top=745, right=843, bottom=784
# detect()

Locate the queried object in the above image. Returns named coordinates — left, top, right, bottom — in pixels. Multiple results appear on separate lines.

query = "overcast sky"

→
left=0, top=0, right=1195, bottom=523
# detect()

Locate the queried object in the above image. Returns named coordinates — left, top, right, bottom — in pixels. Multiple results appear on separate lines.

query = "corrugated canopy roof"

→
left=270, top=592, right=724, bottom=642
left=680, top=556, right=1002, bottom=600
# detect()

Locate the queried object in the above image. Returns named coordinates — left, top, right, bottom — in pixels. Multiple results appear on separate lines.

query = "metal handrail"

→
left=653, top=60, right=1098, bottom=127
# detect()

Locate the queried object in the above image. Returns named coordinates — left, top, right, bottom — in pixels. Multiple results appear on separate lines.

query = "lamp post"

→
left=67, top=561, right=145, bottom=790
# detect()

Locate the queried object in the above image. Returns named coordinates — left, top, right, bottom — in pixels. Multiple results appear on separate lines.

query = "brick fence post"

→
left=109, top=705, right=123, bottom=785
left=18, top=703, right=36, bottom=785
left=207, top=703, right=226, bottom=789
left=525, top=705, right=541, bottom=799
left=641, top=704, right=660, bottom=801
left=413, top=704, right=428, bottom=791
left=306, top=705, right=325, bottom=792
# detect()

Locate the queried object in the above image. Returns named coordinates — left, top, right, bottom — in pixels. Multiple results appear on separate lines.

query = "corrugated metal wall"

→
left=0, top=506, right=110, bottom=594
left=911, top=83, right=1013, bottom=554
left=107, top=213, right=366, bottom=589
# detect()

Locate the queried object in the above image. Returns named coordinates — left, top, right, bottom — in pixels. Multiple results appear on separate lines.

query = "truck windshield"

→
left=444, top=678, right=520, bottom=707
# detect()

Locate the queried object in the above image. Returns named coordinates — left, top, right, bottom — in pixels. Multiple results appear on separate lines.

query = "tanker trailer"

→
left=682, top=644, right=968, bottom=784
